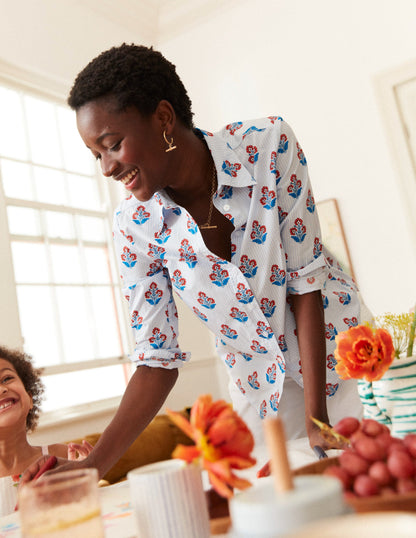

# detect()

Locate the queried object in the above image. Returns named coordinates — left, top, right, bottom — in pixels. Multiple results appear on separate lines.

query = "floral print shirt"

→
left=113, top=117, right=359, bottom=421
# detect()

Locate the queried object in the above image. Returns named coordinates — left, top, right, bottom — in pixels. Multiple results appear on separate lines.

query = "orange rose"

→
left=334, top=325, right=395, bottom=382
left=167, top=394, right=256, bottom=498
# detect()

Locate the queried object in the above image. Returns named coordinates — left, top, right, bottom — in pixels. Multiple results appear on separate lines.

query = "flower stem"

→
left=407, top=307, right=416, bottom=357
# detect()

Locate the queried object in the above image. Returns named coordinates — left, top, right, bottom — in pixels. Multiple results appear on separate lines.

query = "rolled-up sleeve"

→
left=113, top=210, right=189, bottom=369
left=276, top=121, right=328, bottom=295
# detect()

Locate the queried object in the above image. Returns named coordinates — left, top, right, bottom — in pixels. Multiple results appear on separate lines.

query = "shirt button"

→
left=223, top=204, right=230, bottom=211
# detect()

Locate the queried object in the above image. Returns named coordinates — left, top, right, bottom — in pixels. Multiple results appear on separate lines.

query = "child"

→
left=0, top=345, right=92, bottom=516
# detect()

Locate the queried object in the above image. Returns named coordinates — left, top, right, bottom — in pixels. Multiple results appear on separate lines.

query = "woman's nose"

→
left=100, top=154, right=118, bottom=177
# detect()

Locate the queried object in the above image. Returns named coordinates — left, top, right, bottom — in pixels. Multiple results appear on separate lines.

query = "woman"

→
left=24, top=43, right=362, bottom=481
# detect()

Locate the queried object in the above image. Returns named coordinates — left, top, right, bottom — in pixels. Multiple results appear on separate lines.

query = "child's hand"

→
left=67, top=440, right=94, bottom=461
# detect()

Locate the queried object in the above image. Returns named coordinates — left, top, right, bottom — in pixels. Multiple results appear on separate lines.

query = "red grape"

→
left=339, top=449, right=370, bottom=476
left=387, top=450, right=415, bottom=479
left=353, top=474, right=380, bottom=497
left=333, top=417, right=360, bottom=438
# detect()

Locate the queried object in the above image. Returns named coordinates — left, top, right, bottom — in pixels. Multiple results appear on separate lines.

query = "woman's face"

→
left=76, top=97, right=172, bottom=201
left=0, top=358, right=32, bottom=430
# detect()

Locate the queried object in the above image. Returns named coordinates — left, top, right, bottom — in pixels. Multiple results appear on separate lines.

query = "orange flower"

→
left=167, top=394, right=256, bottom=498
left=334, top=325, right=395, bottom=382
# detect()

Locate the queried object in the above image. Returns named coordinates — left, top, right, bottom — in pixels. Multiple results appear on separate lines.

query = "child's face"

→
left=0, top=358, right=32, bottom=430
left=76, top=97, right=173, bottom=202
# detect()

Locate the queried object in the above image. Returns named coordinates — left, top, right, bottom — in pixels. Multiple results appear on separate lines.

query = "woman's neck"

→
left=165, top=127, right=214, bottom=206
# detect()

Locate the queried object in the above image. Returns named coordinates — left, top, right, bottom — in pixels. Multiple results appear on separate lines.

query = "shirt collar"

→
left=199, top=128, right=255, bottom=189
left=156, top=126, right=254, bottom=213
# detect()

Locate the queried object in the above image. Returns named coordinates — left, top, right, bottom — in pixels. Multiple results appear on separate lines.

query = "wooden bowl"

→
left=293, top=457, right=416, bottom=513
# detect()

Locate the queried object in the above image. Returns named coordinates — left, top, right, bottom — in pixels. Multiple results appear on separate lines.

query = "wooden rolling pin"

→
left=263, top=417, right=294, bottom=493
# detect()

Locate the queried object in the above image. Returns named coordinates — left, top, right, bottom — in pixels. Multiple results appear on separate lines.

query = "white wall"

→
left=159, top=0, right=416, bottom=317
left=0, top=0, right=151, bottom=90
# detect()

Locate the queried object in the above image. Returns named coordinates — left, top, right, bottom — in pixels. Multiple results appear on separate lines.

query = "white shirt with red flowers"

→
left=113, top=116, right=360, bottom=425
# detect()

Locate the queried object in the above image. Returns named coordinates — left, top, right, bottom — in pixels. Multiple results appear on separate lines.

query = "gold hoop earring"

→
left=163, top=130, right=177, bottom=152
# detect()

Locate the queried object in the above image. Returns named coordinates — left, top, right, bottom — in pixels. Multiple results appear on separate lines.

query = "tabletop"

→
left=0, top=438, right=332, bottom=538
left=0, top=480, right=230, bottom=538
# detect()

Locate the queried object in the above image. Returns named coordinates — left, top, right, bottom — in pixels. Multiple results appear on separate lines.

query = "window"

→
left=374, top=59, right=416, bottom=245
left=0, top=70, right=132, bottom=415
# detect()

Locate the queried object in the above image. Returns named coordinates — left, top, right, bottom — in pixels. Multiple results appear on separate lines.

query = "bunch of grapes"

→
left=324, top=417, right=416, bottom=498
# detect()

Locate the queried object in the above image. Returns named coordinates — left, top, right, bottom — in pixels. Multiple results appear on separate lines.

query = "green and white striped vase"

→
left=358, top=354, right=416, bottom=438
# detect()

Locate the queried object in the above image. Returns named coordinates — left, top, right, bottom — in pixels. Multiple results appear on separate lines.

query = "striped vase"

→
left=358, top=354, right=416, bottom=438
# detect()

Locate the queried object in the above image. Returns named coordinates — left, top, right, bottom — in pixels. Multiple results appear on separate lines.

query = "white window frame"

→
left=373, top=58, right=416, bottom=246
left=0, top=60, right=134, bottom=426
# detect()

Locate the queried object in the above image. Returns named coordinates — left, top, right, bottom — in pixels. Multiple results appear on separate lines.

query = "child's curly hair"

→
left=0, top=346, right=44, bottom=432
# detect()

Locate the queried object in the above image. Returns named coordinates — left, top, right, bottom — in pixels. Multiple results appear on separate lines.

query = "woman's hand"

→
left=19, top=456, right=88, bottom=486
left=307, top=418, right=349, bottom=451
left=67, top=440, right=94, bottom=461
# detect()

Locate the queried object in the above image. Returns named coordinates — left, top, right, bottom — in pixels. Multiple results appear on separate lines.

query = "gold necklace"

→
left=200, top=164, right=218, bottom=230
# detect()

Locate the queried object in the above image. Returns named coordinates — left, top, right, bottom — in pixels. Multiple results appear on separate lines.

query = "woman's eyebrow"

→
left=96, top=132, right=119, bottom=144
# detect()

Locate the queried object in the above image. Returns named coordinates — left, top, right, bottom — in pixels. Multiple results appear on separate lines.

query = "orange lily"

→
left=167, top=394, right=256, bottom=498
left=334, top=325, right=395, bottom=382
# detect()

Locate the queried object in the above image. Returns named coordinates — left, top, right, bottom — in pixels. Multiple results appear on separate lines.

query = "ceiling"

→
left=77, top=0, right=237, bottom=44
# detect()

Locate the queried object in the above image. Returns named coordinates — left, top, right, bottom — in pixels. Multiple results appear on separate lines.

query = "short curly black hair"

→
left=0, top=346, right=44, bottom=432
left=67, top=43, right=194, bottom=129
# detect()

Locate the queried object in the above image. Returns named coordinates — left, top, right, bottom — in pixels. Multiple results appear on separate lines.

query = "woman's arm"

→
left=290, top=290, right=333, bottom=449
left=21, top=365, right=178, bottom=482
left=87, top=365, right=178, bottom=478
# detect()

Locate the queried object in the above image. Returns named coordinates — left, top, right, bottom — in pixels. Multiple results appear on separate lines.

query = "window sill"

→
left=37, top=396, right=122, bottom=431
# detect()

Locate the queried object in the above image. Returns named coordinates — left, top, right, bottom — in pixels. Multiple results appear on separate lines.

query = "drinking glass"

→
left=18, top=468, right=104, bottom=538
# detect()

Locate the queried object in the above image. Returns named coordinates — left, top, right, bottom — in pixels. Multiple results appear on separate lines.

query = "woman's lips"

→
left=120, top=168, right=139, bottom=190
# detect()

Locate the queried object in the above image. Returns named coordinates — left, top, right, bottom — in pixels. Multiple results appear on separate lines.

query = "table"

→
left=0, top=481, right=230, bottom=538
left=0, top=438, right=331, bottom=538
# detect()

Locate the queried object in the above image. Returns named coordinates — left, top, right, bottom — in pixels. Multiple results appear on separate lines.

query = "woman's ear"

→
left=155, top=100, right=176, bottom=135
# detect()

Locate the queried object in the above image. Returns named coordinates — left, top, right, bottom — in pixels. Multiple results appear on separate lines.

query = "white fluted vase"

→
left=358, top=354, right=416, bottom=438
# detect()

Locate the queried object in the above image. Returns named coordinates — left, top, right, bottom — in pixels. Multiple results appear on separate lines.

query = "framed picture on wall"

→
left=316, top=198, right=356, bottom=281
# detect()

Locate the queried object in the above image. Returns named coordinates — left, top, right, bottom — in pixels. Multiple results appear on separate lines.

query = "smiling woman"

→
left=21, top=42, right=365, bottom=488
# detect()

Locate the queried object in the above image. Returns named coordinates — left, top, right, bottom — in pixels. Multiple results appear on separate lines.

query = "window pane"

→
left=55, top=286, right=94, bottom=362
left=84, top=246, right=111, bottom=284
left=45, top=211, right=75, bottom=240
left=11, top=242, right=49, bottom=283
left=89, top=287, right=122, bottom=358
left=79, top=215, right=106, bottom=242
left=42, top=365, right=127, bottom=412
left=1, top=160, right=34, bottom=200
left=57, top=107, right=95, bottom=175
left=67, top=173, right=101, bottom=210
left=7, top=206, right=41, bottom=236
left=0, top=87, right=28, bottom=160
left=33, top=166, right=67, bottom=205
left=50, top=244, right=83, bottom=283
left=16, top=285, right=61, bottom=367
left=24, top=95, right=62, bottom=168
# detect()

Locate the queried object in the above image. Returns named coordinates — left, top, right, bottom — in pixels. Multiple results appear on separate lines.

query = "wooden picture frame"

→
left=316, top=198, right=356, bottom=281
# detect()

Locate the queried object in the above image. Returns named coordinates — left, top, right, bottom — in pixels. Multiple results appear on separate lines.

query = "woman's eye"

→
left=110, top=141, right=121, bottom=152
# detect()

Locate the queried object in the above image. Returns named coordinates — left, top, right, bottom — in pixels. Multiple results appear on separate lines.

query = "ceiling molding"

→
left=74, top=0, right=160, bottom=44
left=71, top=0, right=240, bottom=45
left=157, top=0, right=240, bottom=42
